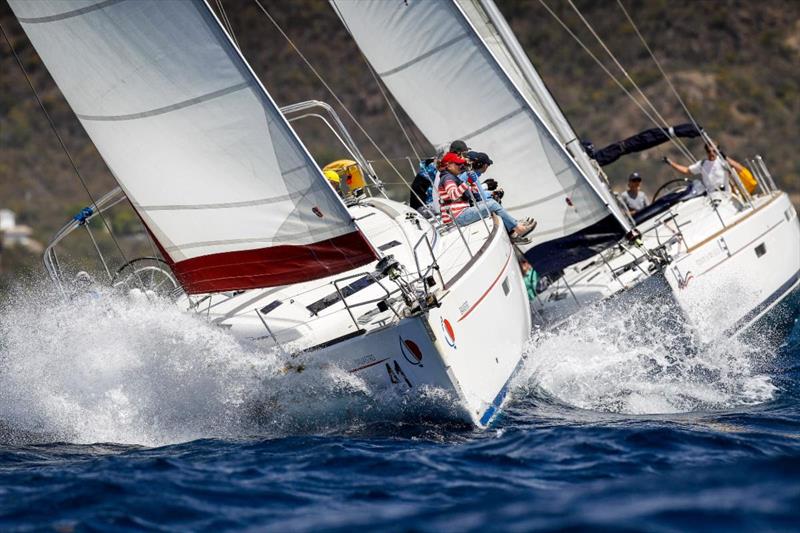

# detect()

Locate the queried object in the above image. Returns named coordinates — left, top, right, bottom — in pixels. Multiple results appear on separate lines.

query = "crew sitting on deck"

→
left=438, top=152, right=535, bottom=242
left=409, top=158, right=438, bottom=215
left=464, top=151, right=504, bottom=204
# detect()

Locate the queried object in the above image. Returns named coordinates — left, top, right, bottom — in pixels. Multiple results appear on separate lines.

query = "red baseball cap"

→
left=441, top=152, right=466, bottom=165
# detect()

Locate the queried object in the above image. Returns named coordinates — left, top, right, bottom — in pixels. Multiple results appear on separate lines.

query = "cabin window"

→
left=755, top=243, right=766, bottom=258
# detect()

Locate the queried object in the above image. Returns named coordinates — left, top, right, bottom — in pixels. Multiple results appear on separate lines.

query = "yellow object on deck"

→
left=323, top=169, right=341, bottom=183
left=737, top=167, right=758, bottom=194
left=323, top=159, right=366, bottom=190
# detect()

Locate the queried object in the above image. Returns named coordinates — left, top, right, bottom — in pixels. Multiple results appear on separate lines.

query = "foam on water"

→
left=0, top=276, right=782, bottom=446
left=514, top=294, right=777, bottom=415
left=0, top=283, right=460, bottom=446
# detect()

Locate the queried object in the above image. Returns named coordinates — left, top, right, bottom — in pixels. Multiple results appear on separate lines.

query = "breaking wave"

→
left=0, top=282, right=460, bottom=447
left=513, top=291, right=779, bottom=415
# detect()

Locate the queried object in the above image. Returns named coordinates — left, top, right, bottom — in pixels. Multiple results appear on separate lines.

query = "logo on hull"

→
left=441, top=318, right=456, bottom=349
left=399, top=337, right=423, bottom=366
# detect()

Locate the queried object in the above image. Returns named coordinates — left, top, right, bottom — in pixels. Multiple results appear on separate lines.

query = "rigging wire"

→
left=537, top=0, right=696, bottom=164
left=214, top=0, right=240, bottom=51
left=328, top=1, right=423, bottom=162
left=615, top=0, right=703, bottom=136
left=0, top=20, right=144, bottom=289
left=565, top=0, right=695, bottom=163
left=250, top=0, right=422, bottom=200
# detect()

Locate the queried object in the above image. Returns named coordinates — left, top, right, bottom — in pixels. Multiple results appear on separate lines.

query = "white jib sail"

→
left=331, top=0, right=624, bottom=244
left=455, top=0, right=630, bottom=227
left=9, top=0, right=376, bottom=293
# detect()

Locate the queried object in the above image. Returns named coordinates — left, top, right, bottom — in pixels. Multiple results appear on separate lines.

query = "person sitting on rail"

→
left=438, top=152, right=536, bottom=241
left=464, top=151, right=504, bottom=204
left=409, top=157, right=438, bottom=215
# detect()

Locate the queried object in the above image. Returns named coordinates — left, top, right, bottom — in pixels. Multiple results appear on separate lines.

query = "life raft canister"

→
left=323, top=159, right=367, bottom=190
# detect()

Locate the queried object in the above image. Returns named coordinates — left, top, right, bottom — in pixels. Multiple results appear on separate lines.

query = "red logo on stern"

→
left=399, top=337, right=423, bottom=366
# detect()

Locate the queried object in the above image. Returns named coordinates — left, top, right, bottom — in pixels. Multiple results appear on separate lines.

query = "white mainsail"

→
left=331, top=0, right=628, bottom=246
left=9, top=0, right=376, bottom=294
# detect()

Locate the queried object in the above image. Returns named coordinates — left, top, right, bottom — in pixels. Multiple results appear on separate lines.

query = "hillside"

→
left=1, top=0, right=798, bottom=291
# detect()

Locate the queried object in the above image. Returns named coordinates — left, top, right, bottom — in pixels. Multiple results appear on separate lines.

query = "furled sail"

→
left=9, top=0, right=376, bottom=294
left=331, top=0, right=629, bottom=255
left=590, top=123, right=702, bottom=167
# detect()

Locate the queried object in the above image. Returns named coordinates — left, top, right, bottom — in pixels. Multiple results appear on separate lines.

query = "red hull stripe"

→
left=458, top=251, right=512, bottom=322
left=173, top=231, right=376, bottom=294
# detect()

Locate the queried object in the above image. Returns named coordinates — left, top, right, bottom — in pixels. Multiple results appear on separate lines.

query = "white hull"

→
left=534, top=190, right=800, bottom=342
left=177, top=198, right=531, bottom=427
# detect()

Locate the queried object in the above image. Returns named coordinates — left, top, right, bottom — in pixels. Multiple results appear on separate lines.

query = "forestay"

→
left=331, top=0, right=625, bottom=248
left=9, top=0, right=376, bottom=294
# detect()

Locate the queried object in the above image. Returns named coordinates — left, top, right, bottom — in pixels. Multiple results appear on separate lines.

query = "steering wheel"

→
left=112, top=256, right=182, bottom=299
left=652, top=178, right=691, bottom=202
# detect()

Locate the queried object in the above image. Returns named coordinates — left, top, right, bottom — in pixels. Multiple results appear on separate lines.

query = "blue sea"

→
left=1, top=285, right=799, bottom=531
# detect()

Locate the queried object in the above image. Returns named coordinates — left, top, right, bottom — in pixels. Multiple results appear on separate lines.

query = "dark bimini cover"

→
left=591, top=123, right=702, bottom=167
left=524, top=214, right=625, bottom=278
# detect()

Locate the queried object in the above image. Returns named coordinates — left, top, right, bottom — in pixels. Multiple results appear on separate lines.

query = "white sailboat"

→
left=9, top=0, right=535, bottom=427
left=332, top=0, right=800, bottom=343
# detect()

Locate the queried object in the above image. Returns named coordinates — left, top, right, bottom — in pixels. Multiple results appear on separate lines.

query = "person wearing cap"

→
left=448, top=139, right=470, bottom=157
left=438, top=152, right=535, bottom=241
left=621, top=172, right=649, bottom=214
left=464, top=151, right=503, bottom=203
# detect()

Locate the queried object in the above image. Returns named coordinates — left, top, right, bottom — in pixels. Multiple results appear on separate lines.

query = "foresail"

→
left=9, top=0, right=376, bottom=293
left=331, top=0, right=625, bottom=249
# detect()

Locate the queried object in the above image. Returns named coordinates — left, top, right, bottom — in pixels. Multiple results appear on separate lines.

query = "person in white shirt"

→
left=621, top=172, right=649, bottom=214
left=664, top=143, right=743, bottom=194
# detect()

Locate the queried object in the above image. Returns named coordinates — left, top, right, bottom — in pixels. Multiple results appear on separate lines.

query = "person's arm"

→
left=726, top=157, right=745, bottom=173
left=441, top=178, right=470, bottom=202
left=663, top=157, right=692, bottom=176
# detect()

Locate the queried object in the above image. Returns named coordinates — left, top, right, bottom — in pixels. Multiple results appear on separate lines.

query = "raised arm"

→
left=725, top=156, right=746, bottom=173
left=663, top=157, right=692, bottom=176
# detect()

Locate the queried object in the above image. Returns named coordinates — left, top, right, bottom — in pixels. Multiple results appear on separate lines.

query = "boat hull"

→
left=301, top=222, right=532, bottom=427
left=665, top=192, right=800, bottom=342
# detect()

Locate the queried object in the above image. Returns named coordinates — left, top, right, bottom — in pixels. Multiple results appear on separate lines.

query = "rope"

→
left=251, top=0, right=418, bottom=195
left=0, top=20, right=144, bottom=289
left=616, top=0, right=703, bottom=137
left=214, top=0, right=240, bottom=51
left=329, top=1, right=423, bottom=162
left=566, top=0, right=695, bottom=163
left=537, top=0, right=695, bottom=164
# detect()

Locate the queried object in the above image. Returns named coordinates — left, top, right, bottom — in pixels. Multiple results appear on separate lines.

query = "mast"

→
left=463, top=0, right=632, bottom=231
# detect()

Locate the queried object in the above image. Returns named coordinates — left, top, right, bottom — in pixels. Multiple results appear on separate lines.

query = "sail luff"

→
left=459, top=0, right=632, bottom=232
left=10, top=0, right=377, bottom=293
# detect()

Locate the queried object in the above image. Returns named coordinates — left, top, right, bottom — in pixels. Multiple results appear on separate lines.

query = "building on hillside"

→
left=0, top=208, right=44, bottom=254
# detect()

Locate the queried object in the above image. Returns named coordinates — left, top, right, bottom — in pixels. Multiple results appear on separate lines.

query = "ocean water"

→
left=1, top=284, right=799, bottom=531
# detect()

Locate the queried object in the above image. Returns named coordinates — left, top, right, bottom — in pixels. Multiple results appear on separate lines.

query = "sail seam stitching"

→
left=136, top=185, right=314, bottom=211
left=166, top=229, right=349, bottom=253
left=16, top=0, right=123, bottom=23
left=379, top=34, right=470, bottom=77
left=459, top=107, right=525, bottom=141
left=75, top=81, right=251, bottom=121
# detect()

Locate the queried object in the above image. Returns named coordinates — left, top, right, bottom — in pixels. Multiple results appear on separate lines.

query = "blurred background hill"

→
left=1, top=0, right=798, bottom=292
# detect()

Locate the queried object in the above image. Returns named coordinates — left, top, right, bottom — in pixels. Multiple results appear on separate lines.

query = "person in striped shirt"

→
left=437, top=152, right=536, bottom=242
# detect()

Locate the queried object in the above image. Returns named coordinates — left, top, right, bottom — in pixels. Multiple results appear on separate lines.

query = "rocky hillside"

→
left=1, top=0, right=798, bottom=290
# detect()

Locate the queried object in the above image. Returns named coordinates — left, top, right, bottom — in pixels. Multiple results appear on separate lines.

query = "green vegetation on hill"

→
left=1, top=0, right=798, bottom=290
